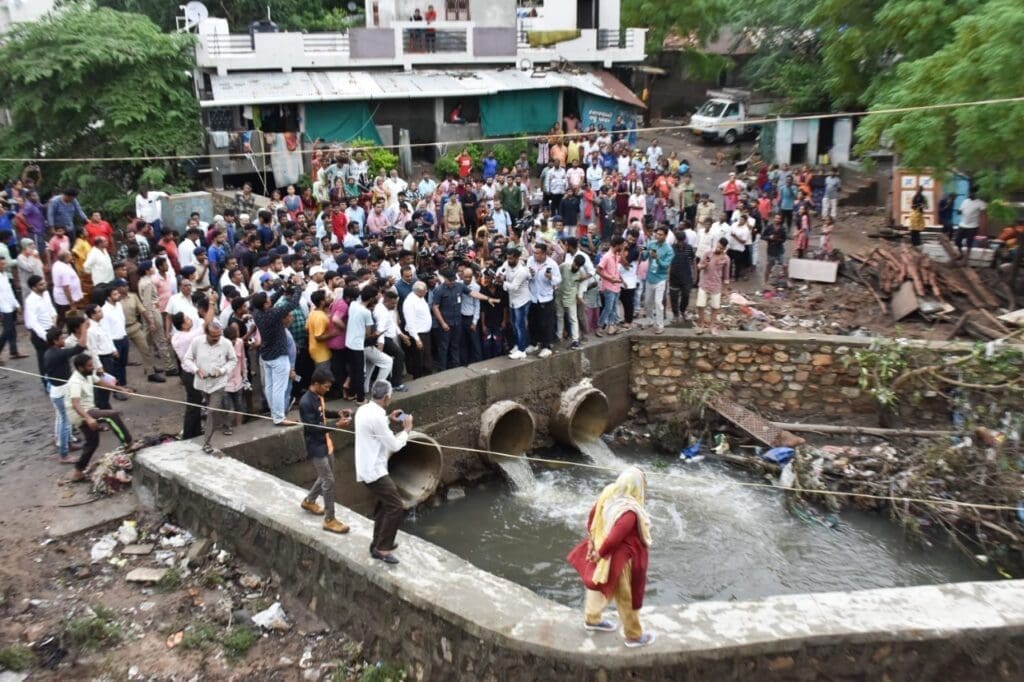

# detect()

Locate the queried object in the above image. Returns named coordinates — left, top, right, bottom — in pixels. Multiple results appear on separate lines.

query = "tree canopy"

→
left=91, top=0, right=364, bottom=32
left=0, top=4, right=202, bottom=216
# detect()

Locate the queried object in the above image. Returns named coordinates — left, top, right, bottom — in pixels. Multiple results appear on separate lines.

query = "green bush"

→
left=222, top=626, right=259, bottom=660
left=349, top=138, right=399, bottom=178
left=0, top=645, right=35, bottom=671
left=360, top=663, right=408, bottom=682
left=491, top=133, right=537, bottom=171
left=64, top=607, right=123, bottom=650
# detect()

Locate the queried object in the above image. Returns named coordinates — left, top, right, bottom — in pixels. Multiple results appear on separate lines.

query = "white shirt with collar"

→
left=178, top=237, right=200, bottom=269
left=402, top=292, right=432, bottom=336
left=84, top=248, right=114, bottom=285
left=373, top=301, right=399, bottom=340
left=101, top=300, right=127, bottom=340
left=24, top=290, right=56, bottom=339
left=354, top=400, right=409, bottom=484
left=0, top=274, right=19, bottom=313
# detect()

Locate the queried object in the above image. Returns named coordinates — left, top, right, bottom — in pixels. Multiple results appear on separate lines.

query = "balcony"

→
left=194, top=23, right=645, bottom=74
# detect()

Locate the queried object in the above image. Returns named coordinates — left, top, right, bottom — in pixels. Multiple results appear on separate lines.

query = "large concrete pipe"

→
left=550, top=383, right=609, bottom=450
left=479, top=401, right=536, bottom=456
left=388, top=431, right=443, bottom=509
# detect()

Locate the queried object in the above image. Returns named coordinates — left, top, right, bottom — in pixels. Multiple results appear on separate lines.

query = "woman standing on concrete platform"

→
left=567, top=467, right=655, bottom=648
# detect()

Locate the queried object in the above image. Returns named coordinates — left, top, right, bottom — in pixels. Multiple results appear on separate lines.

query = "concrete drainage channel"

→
left=132, top=335, right=1024, bottom=679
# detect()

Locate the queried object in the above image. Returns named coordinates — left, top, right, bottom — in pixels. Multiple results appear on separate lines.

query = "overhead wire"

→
left=1, top=95, right=1022, bottom=163
left=0, top=362, right=1018, bottom=513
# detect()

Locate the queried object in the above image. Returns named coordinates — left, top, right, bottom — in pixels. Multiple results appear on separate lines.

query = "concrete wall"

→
left=373, top=0, right=515, bottom=26
left=629, top=329, right=969, bottom=423
left=350, top=27, right=397, bottom=59
left=473, top=27, right=517, bottom=57
left=217, top=336, right=631, bottom=514
left=136, top=442, right=1024, bottom=682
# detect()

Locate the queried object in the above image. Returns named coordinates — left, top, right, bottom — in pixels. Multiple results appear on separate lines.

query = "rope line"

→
left=2, top=362, right=1018, bottom=513
left=2, top=95, right=1023, bottom=163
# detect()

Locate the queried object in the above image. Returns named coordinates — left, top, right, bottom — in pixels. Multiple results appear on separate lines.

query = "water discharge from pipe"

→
left=479, top=401, right=538, bottom=493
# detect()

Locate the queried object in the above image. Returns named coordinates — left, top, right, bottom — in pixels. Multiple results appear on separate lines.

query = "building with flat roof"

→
left=185, top=0, right=647, bottom=188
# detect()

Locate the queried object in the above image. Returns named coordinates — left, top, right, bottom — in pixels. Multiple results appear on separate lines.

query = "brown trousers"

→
left=365, top=475, right=404, bottom=552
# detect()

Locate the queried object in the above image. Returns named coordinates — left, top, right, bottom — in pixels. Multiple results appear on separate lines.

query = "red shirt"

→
left=567, top=508, right=649, bottom=609
left=457, top=154, right=473, bottom=178
left=331, top=212, right=348, bottom=243
left=84, top=220, right=114, bottom=246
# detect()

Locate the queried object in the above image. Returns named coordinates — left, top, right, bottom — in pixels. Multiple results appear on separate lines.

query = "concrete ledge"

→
left=136, top=443, right=1024, bottom=680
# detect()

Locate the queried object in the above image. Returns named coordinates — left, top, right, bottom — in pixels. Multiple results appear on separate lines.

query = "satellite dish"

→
left=184, top=1, right=209, bottom=25
left=346, top=1, right=359, bottom=10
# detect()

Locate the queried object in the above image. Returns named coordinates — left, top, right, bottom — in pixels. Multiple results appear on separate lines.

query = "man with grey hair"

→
left=354, top=379, right=413, bottom=564
left=183, top=319, right=237, bottom=453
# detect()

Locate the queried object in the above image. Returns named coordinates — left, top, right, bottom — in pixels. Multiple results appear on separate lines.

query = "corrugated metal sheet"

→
left=206, top=68, right=644, bottom=109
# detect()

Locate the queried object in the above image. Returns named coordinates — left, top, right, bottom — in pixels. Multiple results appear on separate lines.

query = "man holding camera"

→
left=251, top=274, right=303, bottom=425
left=355, top=380, right=413, bottom=564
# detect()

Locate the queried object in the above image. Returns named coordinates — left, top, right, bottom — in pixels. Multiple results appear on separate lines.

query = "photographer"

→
left=355, top=380, right=413, bottom=565
left=526, top=242, right=561, bottom=358
left=251, top=273, right=303, bottom=425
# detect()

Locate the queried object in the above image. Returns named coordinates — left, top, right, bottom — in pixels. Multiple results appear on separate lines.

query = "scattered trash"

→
left=126, top=567, right=170, bottom=584
left=166, top=630, right=184, bottom=649
left=299, top=648, right=314, bottom=669
left=761, top=447, right=796, bottom=466
left=728, top=292, right=752, bottom=306
left=252, top=602, right=291, bottom=631
left=121, top=543, right=154, bottom=556
left=239, top=574, right=262, bottom=589
left=216, top=550, right=231, bottom=564
left=116, top=520, right=138, bottom=545
left=712, top=433, right=730, bottom=455
left=679, top=441, right=703, bottom=459
left=778, top=462, right=796, bottom=489
left=159, top=529, right=193, bottom=549
left=90, top=534, right=118, bottom=563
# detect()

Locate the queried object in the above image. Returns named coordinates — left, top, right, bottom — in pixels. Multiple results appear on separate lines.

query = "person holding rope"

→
left=567, top=466, right=655, bottom=648
left=64, top=352, right=135, bottom=483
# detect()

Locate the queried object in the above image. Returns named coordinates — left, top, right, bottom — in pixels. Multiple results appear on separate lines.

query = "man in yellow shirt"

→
left=306, top=289, right=335, bottom=372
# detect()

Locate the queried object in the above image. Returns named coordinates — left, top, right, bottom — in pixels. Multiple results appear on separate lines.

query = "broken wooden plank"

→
left=891, top=281, right=920, bottom=321
left=705, top=395, right=805, bottom=448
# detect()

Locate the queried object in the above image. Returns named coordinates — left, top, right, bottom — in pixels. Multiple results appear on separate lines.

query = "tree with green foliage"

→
left=622, top=0, right=732, bottom=81
left=855, top=0, right=1024, bottom=217
left=0, top=4, right=202, bottom=217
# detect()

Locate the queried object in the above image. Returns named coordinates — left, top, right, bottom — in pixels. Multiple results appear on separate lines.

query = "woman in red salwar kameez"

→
left=567, top=466, right=655, bottom=648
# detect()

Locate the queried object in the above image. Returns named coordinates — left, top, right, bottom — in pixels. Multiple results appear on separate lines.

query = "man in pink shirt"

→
left=596, top=236, right=625, bottom=336
left=365, top=202, right=390, bottom=237
left=51, top=249, right=83, bottom=323
left=696, top=237, right=730, bottom=334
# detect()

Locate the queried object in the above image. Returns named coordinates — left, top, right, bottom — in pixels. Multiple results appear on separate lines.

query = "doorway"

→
left=577, top=0, right=599, bottom=29
left=445, top=0, right=470, bottom=20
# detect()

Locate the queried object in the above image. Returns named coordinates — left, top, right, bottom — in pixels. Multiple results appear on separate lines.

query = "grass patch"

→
left=181, top=624, right=219, bottom=651
left=222, top=626, right=258, bottom=660
left=156, top=568, right=183, bottom=593
left=200, top=570, right=226, bottom=589
left=0, top=644, right=35, bottom=671
left=64, top=607, right=124, bottom=650
left=360, top=663, right=407, bottom=682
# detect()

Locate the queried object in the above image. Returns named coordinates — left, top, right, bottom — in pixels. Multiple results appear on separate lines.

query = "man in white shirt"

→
left=586, top=159, right=604, bottom=191
left=525, top=243, right=562, bottom=358
left=24, top=275, right=56, bottom=381
left=354, top=380, right=413, bottom=564
left=375, top=290, right=407, bottom=390
left=646, top=140, right=664, bottom=167
left=497, top=247, right=532, bottom=359
left=135, top=187, right=169, bottom=239
left=84, top=237, right=115, bottom=286
left=383, top=170, right=408, bottom=210
left=0, top=258, right=25, bottom=361
left=166, top=279, right=201, bottom=329
left=51, top=250, right=83, bottom=321
left=178, top=227, right=203, bottom=270
left=402, top=281, right=433, bottom=378
left=726, top=214, right=752, bottom=280
left=361, top=288, right=393, bottom=398
left=101, top=286, right=130, bottom=399
left=183, top=319, right=237, bottom=453
left=956, top=191, right=987, bottom=262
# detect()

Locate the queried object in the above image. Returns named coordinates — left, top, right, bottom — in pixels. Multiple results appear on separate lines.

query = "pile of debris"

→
left=850, top=236, right=1018, bottom=338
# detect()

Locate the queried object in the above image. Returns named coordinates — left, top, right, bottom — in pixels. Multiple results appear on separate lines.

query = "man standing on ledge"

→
left=355, top=380, right=413, bottom=565
left=300, top=366, right=353, bottom=534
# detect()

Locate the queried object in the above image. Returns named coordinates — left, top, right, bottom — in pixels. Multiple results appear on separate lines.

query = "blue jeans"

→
left=511, top=303, right=530, bottom=352
left=50, top=390, right=71, bottom=456
left=599, top=290, right=620, bottom=328
left=260, top=355, right=292, bottom=423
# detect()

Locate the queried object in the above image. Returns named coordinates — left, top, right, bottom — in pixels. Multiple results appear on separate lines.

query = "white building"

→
left=0, top=0, right=56, bottom=32
left=187, top=0, right=647, bottom=188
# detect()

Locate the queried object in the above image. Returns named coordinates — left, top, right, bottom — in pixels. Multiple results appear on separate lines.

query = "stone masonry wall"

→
left=630, top=330, right=970, bottom=422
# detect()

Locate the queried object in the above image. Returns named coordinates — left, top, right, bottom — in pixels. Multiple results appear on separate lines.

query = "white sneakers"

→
left=508, top=349, right=527, bottom=360
left=524, top=345, right=539, bottom=354
left=538, top=348, right=553, bottom=359
left=509, top=347, right=553, bottom=359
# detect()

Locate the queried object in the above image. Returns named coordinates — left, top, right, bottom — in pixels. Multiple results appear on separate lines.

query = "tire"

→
left=723, top=129, right=738, bottom=145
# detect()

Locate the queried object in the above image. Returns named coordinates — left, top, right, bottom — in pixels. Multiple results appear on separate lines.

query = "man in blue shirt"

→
left=482, top=151, right=498, bottom=181
left=777, top=177, right=797, bottom=229
left=47, top=189, right=87, bottom=239
left=642, top=225, right=675, bottom=334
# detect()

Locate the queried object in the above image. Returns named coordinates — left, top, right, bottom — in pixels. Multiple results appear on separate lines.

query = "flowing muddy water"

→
left=405, top=442, right=992, bottom=606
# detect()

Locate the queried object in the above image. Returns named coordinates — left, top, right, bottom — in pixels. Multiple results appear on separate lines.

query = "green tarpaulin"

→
left=480, top=89, right=559, bottom=137
left=304, top=101, right=381, bottom=144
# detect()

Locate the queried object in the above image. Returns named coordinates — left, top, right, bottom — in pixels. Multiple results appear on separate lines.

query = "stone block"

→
left=788, top=383, right=804, bottom=391
left=762, top=371, right=783, bottom=385
left=795, top=370, right=810, bottom=382
left=695, top=359, right=714, bottom=372
left=773, top=352, right=788, bottom=362
left=724, top=352, right=738, bottom=363
left=812, top=354, right=834, bottom=366
left=840, top=387, right=862, bottom=398
left=718, top=363, right=735, bottom=371
left=791, top=351, right=811, bottom=364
